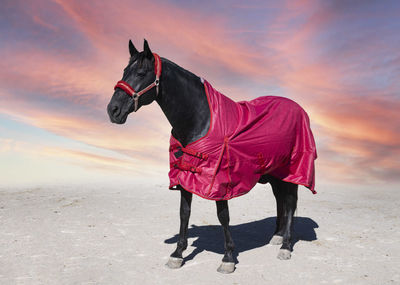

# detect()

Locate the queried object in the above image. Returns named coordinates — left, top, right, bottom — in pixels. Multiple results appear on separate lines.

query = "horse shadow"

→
left=164, top=216, right=318, bottom=264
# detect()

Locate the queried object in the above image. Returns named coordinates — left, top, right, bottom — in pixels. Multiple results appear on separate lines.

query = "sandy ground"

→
left=0, top=182, right=399, bottom=285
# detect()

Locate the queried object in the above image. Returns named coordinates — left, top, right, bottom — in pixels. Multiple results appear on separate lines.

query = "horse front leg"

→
left=166, top=188, right=192, bottom=269
left=216, top=200, right=235, bottom=274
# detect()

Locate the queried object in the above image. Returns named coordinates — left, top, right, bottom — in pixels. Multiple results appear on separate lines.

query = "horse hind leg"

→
left=270, top=178, right=298, bottom=260
left=166, top=188, right=192, bottom=269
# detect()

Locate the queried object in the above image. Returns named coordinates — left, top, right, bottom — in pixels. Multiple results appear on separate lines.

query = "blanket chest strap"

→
left=171, top=160, right=203, bottom=174
left=169, top=145, right=208, bottom=160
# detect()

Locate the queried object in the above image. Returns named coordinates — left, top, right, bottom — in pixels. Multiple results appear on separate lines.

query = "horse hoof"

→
left=269, top=235, right=283, bottom=245
left=217, top=262, right=235, bottom=274
left=165, top=257, right=183, bottom=269
left=277, top=249, right=291, bottom=260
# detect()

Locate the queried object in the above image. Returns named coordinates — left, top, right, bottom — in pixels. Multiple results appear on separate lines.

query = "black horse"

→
left=108, top=40, right=301, bottom=273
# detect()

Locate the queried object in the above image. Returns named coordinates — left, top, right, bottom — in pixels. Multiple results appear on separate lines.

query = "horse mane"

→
left=161, top=57, right=201, bottom=82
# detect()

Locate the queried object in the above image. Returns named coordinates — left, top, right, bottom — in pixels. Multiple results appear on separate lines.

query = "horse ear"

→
left=129, top=40, right=139, bottom=57
left=143, top=39, right=153, bottom=59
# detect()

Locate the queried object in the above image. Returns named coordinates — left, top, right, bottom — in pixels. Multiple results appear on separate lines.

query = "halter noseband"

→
left=114, top=53, right=162, bottom=112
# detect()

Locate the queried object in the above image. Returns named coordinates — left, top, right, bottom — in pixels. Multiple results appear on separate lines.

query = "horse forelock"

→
left=129, top=52, right=154, bottom=71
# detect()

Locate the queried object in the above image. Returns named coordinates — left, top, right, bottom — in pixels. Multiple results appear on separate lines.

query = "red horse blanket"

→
left=169, top=80, right=317, bottom=200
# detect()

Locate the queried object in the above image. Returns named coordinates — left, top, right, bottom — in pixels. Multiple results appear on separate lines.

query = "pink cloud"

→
left=32, top=15, right=59, bottom=32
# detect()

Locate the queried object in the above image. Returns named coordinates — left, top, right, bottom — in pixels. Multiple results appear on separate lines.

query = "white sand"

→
left=0, top=183, right=399, bottom=284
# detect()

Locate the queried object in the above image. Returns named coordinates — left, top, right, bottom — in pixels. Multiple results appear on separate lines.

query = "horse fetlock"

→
left=222, top=252, right=235, bottom=263
left=281, top=240, right=292, bottom=250
left=170, top=251, right=182, bottom=259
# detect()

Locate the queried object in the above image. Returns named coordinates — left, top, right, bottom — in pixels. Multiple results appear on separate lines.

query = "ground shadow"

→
left=164, top=216, right=318, bottom=264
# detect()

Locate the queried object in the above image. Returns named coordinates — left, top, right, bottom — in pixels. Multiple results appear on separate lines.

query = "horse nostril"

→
left=112, top=105, right=120, bottom=117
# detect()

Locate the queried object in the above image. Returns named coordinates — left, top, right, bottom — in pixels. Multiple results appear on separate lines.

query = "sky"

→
left=0, top=0, right=399, bottom=190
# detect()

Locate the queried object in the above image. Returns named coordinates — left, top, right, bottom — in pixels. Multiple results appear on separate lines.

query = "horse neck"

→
left=156, top=58, right=210, bottom=146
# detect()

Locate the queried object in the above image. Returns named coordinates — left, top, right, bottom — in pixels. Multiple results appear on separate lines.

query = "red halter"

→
left=114, top=53, right=162, bottom=112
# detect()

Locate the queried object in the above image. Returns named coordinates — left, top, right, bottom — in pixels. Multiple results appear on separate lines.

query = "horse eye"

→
left=136, top=68, right=147, bottom=76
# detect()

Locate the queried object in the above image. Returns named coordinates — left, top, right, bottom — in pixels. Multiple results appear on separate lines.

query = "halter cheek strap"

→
left=114, top=53, right=162, bottom=112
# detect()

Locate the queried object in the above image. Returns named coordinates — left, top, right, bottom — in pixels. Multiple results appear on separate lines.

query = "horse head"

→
left=107, top=39, right=161, bottom=124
